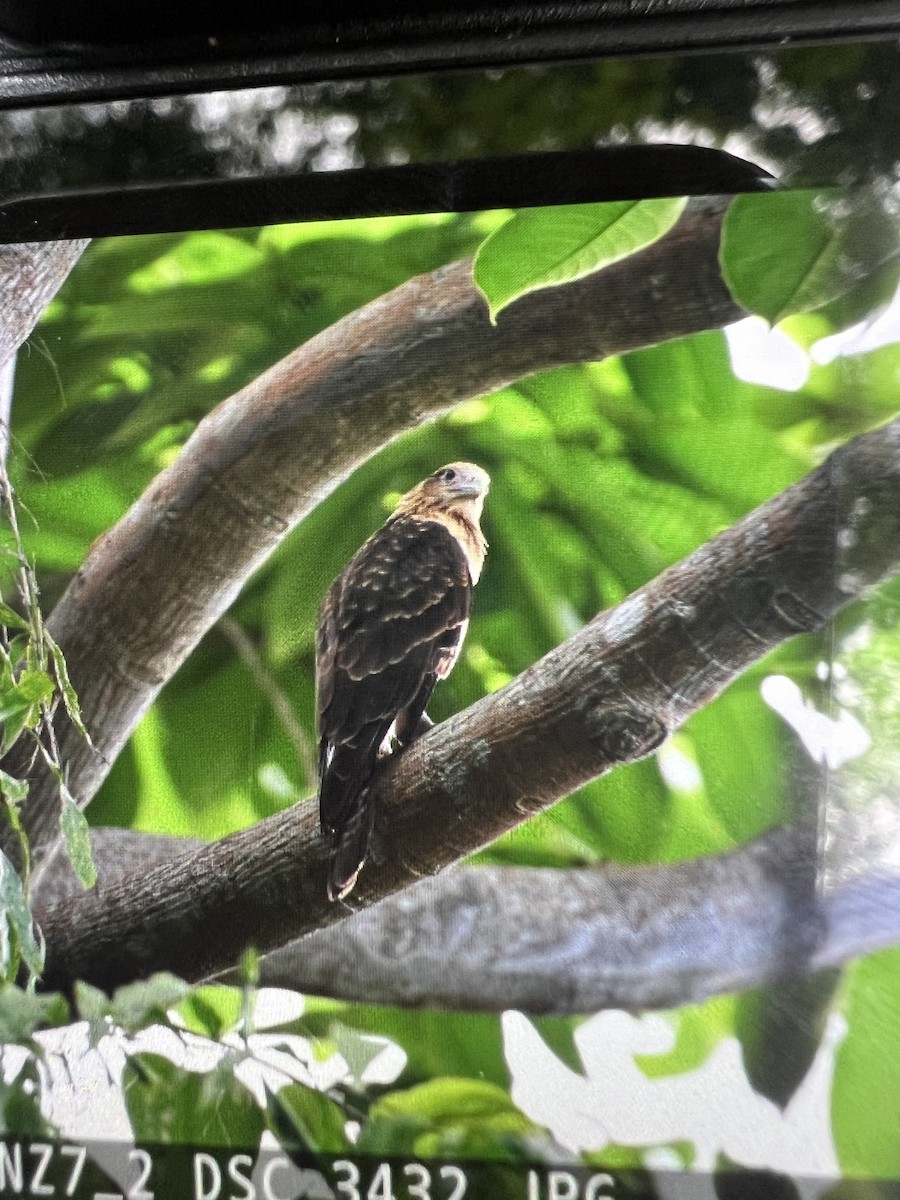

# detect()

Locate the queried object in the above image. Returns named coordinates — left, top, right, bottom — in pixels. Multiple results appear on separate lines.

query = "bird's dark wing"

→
left=315, top=517, right=472, bottom=896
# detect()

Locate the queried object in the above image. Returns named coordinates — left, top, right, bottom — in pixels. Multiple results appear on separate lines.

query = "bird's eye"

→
left=439, top=468, right=457, bottom=482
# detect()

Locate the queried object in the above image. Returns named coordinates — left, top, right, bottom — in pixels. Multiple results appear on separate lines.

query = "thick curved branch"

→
left=253, top=829, right=828, bottom=1012
left=260, top=845, right=900, bottom=1013
left=2, top=198, right=741, bottom=866
left=0, top=240, right=89, bottom=463
left=0, top=240, right=89, bottom=373
left=33, top=415, right=900, bottom=993
left=37, top=821, right=900, bottom=1013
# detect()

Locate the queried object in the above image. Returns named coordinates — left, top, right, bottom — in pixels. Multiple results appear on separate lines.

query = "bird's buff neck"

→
left=443, top=509, right=487, bottom=583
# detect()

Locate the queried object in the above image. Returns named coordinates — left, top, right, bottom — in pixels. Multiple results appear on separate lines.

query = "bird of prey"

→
left=315, top=462, right=490, bottom=901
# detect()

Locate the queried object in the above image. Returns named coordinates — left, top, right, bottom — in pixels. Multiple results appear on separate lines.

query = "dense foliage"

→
left=2, top=184, right=900, bottom=1179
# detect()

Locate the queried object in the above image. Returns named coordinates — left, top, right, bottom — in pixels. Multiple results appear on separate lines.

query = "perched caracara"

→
left=315, top=462, right=489, bottom=900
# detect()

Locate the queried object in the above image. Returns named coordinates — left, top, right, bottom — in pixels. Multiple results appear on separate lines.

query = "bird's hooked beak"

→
left=437, top=462, right=490, bottom=499
left=395, top=461, right=490, bottom=519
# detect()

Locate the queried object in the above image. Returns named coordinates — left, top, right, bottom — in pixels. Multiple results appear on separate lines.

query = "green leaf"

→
left=176, top=984, right=242, bottom=1041
left=721, top=189, right=900, bottom=325
left=45, top=630, right=93, bottom=747
left=3, top=635, right=28, bottom=669
left=13, top=466, right=130, bottom=573
left=301, top=1001, right=509, bottom=1090
left=0, top=849, right=44, bottom=980
left=239, top=948, right=260, bottom=1035
left=681, top=674, right=790, bottom=848
left=623, top=329, right=738, bottom=422
left=0, top=668, right=55, bottom=751
left=0, top=770, right=30, bottom=883
left=635, top=998, right=737, bottom=1081
left=108, top=972, right=192, bottom=1035
left=59, top=791, right=98, bottom=889
left=0, top=699, right=39, bottom=754
left=266, top=1082, right=350, bottom=1153
left=0, top=984, right=69, bottom=1042
left=373, top=1078, right=531, bottom=1126
left=128, top=232, right=265, bottom=292
left=123, top=1052, right=266, bottom=1147
left=0, top=601, right=29, bottom=631
left=0, top=768, right=28, bottom=806
left=11, top=669, right=53, bottom=704
left=74, top=980, right=114, bottom=1023
left=0, top=1056, right=57, bottom=1137
left=565, top=760, right=671, bottom=865
left=474, top=197, right=688, bottom=321
left=361, top=1077, right=539, bottom=1159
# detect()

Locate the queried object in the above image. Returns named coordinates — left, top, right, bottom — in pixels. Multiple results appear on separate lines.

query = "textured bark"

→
left=255, top=828, right=830, bottom=1012
left=37, top=819, right=900, bottom=1013
left=2, top=198, right=742, bottom=868
left=32, top=415, right=900, bottom=994
left=0, top=356, right=15, bottom=464
left=0, top=241, right=89, bottom=465
left=0, top=240, right=89, bottom=372
left=261, top=838, right=900, bottom=1014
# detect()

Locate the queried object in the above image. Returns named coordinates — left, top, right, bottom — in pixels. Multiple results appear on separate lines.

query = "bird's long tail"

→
left=326, top=781, right=376, bottom=902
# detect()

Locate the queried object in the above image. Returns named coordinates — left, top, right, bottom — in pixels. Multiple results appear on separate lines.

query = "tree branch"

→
left=34, top=802, right=900, bottom=1014
left=0, top=240, right=89, bottom=374
left=32, top=414, right=900, bottom=993
left=0, top=241, right=89, bottom=468
left=31, top=824, right=841, bottom=1013
left=255, top=828, right=832, bottom=1013
left=2, top=198, right=742, bottom=868
left=261, top=841, right=900, bottom=1013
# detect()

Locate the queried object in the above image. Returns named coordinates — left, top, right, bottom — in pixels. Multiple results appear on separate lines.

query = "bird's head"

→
left=397, top=462, right=490, bottom=521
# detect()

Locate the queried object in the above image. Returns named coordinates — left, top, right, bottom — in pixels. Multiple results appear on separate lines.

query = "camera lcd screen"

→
left=2, top=36, right=900, bottom=1200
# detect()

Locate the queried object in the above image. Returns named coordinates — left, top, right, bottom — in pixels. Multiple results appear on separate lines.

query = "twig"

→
left=218, top=615, right=316, bottom=788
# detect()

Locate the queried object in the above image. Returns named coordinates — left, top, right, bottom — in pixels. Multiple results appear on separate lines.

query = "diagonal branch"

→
left=37, top=819, right=900, bottom=1013
left=33, top=414, right=900, bottom=993
left=257, top=844, right=900, bottom=1013
left=0, top=240, right=90, bottom=374
left=252, top=829, right=853, bottom=1013
left=2, top=197, right=742, bottom=870
left=0, top=240, right=90, bottom=464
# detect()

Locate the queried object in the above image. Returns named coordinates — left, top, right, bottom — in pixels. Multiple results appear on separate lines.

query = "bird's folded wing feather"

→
left=316, top=517, right=471, bottom=748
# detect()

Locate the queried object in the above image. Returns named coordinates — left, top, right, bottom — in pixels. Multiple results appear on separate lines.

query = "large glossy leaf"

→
left=722, top=189, right=900, bottom=326
left=474, top=197, right=688, bottom=321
